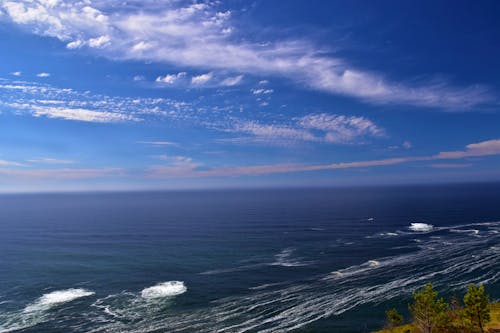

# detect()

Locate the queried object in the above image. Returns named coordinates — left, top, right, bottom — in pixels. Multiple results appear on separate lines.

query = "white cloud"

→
left=156, top=72, right=186, bottom=84
left=30, top=105, right=142, bottom=123
left=228, top=113, right=384, bottom=145
left=298, top=113, right=384, bottom=143
left=147, top=138, right=500, bottom=178
left=232, top=121, right=317, bottom=144
left=436, top=139, right=500, bottom=159
left=133, top=75, right=145, bottom=81
left=388, top=140, right=413, bottom=150
left=27, top=157, right=75, bottom=164
left=0, top=159, right=24, bottom=167
left=0, top=79, right=194, bottom=124
left=11, top=71, right=22, bottom=76
left=66, top=39, right=83, bottom=49
left=0, top=167, right=122, bottom=180
left=138, top=141, right=177, bottom=146
left=221, top=75, right=244, bottom=86
left=88, top=35, right=110, bottom=48
left=191, top=72, right=213, bottom=85
left=36, top=72, right=50, bottom=77
left=0, top=1, right=491, bottom=109
left=251, top=88, right=273, bottom=95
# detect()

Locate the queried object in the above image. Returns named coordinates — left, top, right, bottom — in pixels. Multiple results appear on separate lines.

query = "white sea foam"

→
left=450, top=229, right=480, bottom=235
left=141, top=281, right=187, bottom=299
left=0, top=288, right=94, bottom=333
left=32, top=221, right=500, bottom=333
left=23, top=288, right=94, bottom=313
left=270, top=248, right=310, bottom=267
left=380, top=232, right=399, bottom=237
left=409, top=222, right=434, bottom=232
left=86, top=221, right=500, bottom=333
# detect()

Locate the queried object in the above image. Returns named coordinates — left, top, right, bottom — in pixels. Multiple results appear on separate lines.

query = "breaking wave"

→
left=2, top=221, right=500, bottom=333
left=0, top=289, right=94, bottom=333
left=84, top=221, right=500, bottom=333
left=141, top=282, right=187, bottom=299
left=409, top=222, right=434, bottom=232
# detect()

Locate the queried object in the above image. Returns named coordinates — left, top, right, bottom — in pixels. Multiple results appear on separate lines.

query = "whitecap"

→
left=450, top=229, right=479, bottom=235
left=380, top=232, right=399, bottom=237
left=0, top=288, right=94, bottom=333
left=409, top=223, right=434, bottom=232
left=141, top=281, right=187, bottom=299
left=24, top=288, right=94, bottom=313
left=367, top=260, right=380, bottom=267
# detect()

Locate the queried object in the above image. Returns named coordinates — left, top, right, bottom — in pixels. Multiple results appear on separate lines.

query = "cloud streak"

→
left=147, top=139, right=500, bottom=178
left=0, top=167, right=122, bottom=180
left=0, top=1, right=493, bottom=109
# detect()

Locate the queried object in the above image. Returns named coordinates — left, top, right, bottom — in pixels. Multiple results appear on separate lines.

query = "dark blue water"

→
left=1, top=184, right=499, bottom=332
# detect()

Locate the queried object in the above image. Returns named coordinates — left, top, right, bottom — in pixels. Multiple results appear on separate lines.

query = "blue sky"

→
left=0, top=0, right=499, bottom=192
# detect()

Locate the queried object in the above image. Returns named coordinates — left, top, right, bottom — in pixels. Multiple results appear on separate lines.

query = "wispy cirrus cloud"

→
left=0, top=79, right=193, bottom=123
left=0, top=159, right=24, bottom=167
left=430, top=163, right=472, bottom=169
left=155, top=72, right=186, bottom=85
left=36, top=72, right=50, bottom=78
left=226, top=113, right=385, bottom=145
left=147, top=139, right=500, bottom=178
left=0, top=167, right=123, bottom=180
left=27, top=157, right=76, bottom=164
left=137, top=141, right=177, bottom=146
left=297, top=113, right=384, bottom=143
left=220, top=75, right=244, bottom=87
left=29, top=105, right=142, bottom=122
left=1, top=139, right=497, bottom=182
left=0, top=1, right=493, bottom=109
left=154, top=72, right=242, bottom=87
left=191, top=72, right=213, bottom=85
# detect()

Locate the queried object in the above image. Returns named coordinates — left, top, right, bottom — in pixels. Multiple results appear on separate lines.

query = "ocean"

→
left=0, top=183, right=499, bottom=332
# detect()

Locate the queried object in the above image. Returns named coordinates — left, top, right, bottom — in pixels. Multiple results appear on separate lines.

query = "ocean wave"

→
left=0, top=288, right=94, bottom=333
left=270, top=248, right=312, bottom=267
left=85, top=221, right=500, bottom=333
left=4, top=220, right=500, bottom=333
left=380, top=232, right=399, bottom=237
left=24, top=289, right=94, bottom=313
left=450, top=229, right=480, bottom=235
left=409, top=222, right=434, bottom=232
left=141, top=282, right=187, bottom=299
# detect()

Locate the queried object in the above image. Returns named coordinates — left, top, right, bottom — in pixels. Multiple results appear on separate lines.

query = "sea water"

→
left=0, top=183, right=499, bottom=332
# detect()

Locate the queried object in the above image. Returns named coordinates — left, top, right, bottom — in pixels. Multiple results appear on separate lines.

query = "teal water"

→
left=0, top=184, right=499, bottom=332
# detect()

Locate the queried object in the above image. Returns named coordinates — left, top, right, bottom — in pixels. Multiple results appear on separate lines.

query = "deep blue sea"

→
left=1, top=184, right=499, bottom=333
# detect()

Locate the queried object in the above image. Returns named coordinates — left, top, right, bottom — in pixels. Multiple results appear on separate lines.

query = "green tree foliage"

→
left=386, top=308, right=404, bottom=331
left=409, top=283, right=448, bottom=333
left=382, top=284, right=493, bottom=333
left=463, top=284, right=490, bottom=333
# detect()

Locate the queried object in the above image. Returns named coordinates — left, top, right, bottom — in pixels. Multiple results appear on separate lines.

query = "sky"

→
left=0, top=0, right=499, bottom=192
